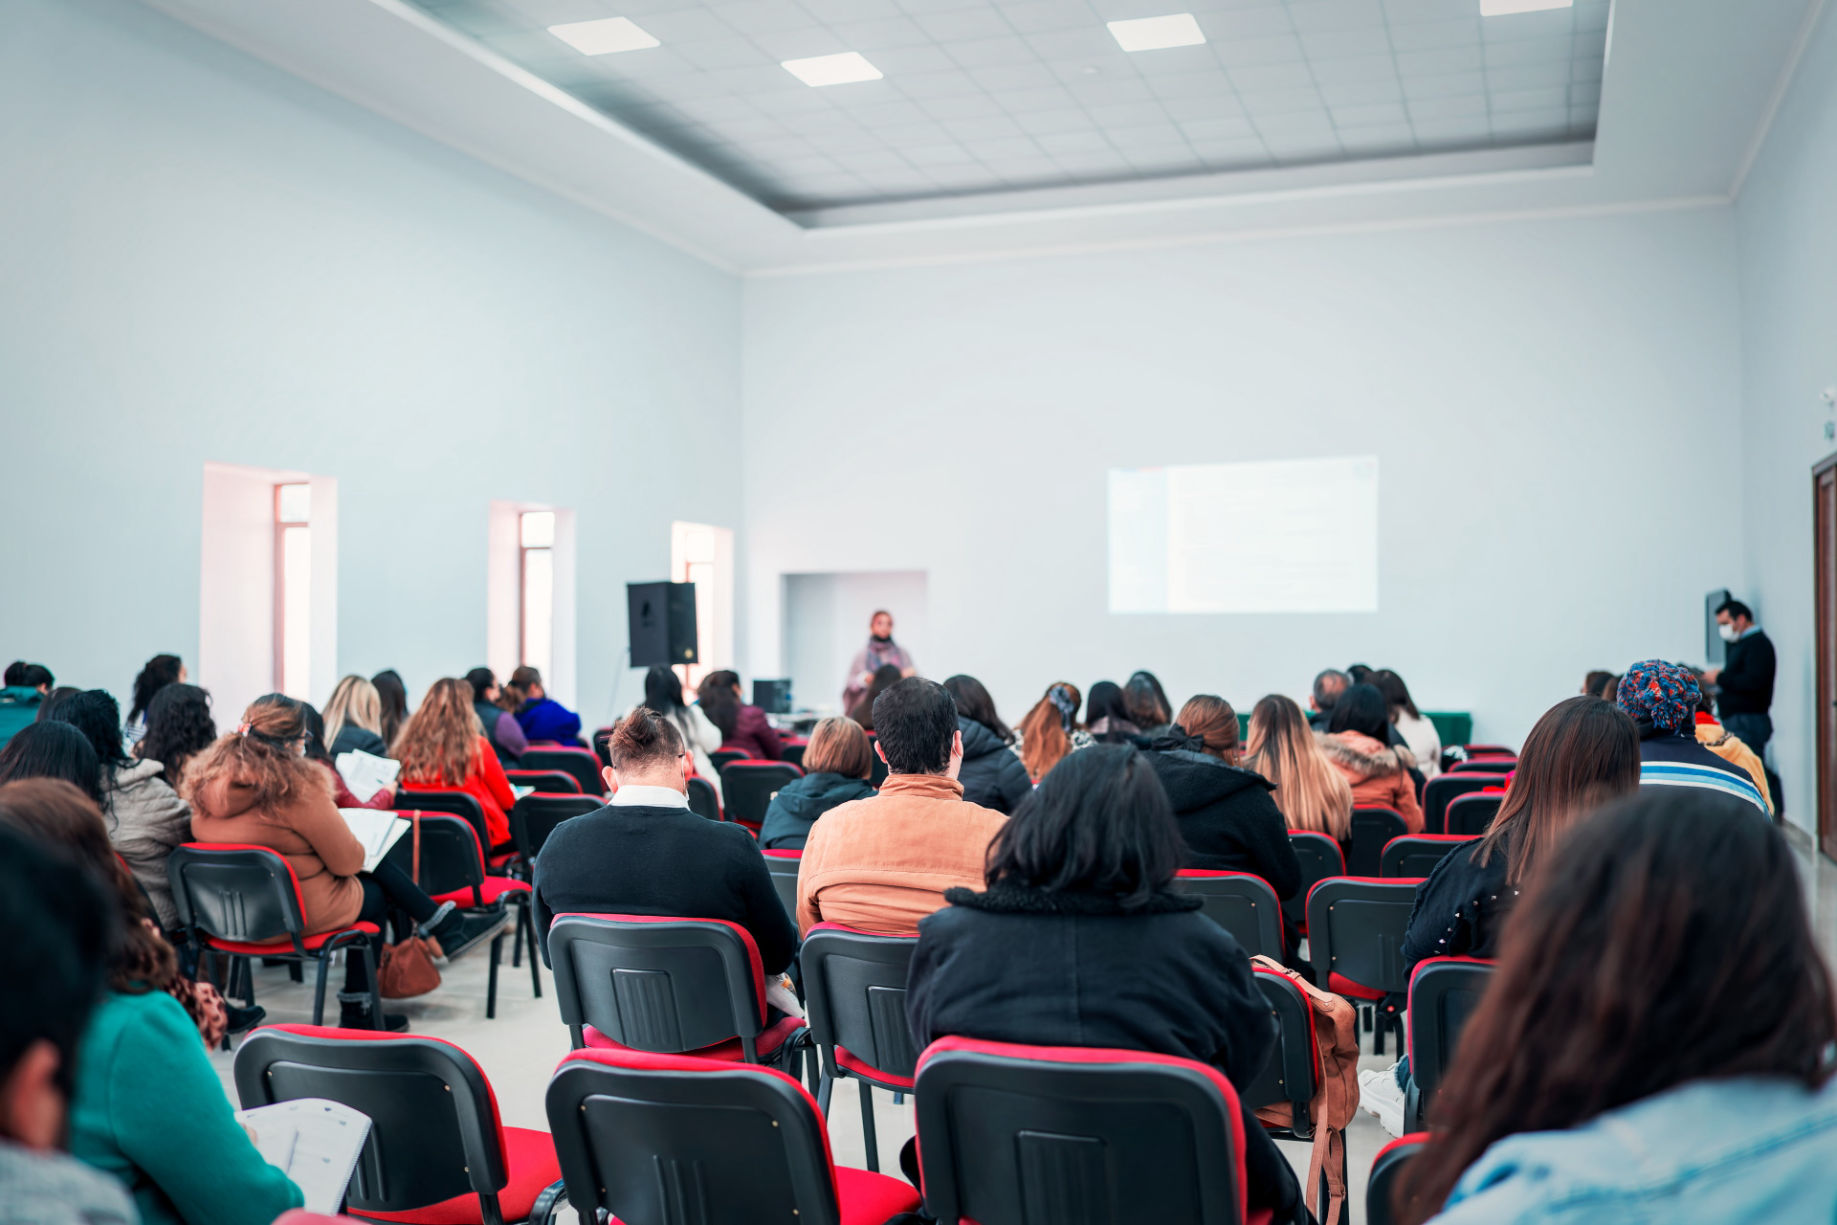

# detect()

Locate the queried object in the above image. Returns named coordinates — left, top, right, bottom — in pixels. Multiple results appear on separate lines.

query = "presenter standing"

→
left=1703, top=597, right=1776, bottom=760
left=842, top=610, right=915, bottom=711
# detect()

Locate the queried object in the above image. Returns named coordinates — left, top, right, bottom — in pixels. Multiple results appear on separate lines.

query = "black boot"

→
left=427, top=906, right=510, bottom=962
left=337, top=990, right=407, bottom=1032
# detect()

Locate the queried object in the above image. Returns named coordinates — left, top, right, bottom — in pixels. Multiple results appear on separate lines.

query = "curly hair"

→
left=128, top=654, right=183, bottom=726
left=181, top=694, right=329, bottom=816
left=137, top=683, right=216, bottom=788
left=393, top=678, right=483, bottom=787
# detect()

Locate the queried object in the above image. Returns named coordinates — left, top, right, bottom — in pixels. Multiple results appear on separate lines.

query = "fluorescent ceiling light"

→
left=546, top=17, right=660, bottom=55
left=1107, top=13, right=1206, bottom=52
left=1479, top=0, right=1573, bottom=15
left=781, top=51, right=883, bottom=87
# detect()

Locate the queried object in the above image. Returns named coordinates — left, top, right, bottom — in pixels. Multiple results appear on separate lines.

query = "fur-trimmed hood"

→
left=1316, top=730, right=1414, bottom=779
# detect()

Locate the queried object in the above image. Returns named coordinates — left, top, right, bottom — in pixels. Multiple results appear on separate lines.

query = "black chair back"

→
left=1349, top=807, right=1408, bottom=876
left=1366, top=1135, right=1428, bottom=1225
left=511, top=794, right=601, bottom=864
left=914, top=1037, right=1251, bottom=1225
left=1170, top=871, right=1285, bottom=959
left=720, top=761, right=803, bottom=828
left=505, top=768, right=580, bottom=794
left=1378, top=834, right=1477, bottom=879
left=398, top=789, right=492, bottom=853
left=760, top=850, right=800, bottom=922
left=1447, top=757, right=1515, bottom=775
left=167, top=845, right=305, bottom=949
left=780, top=742, right=805, bottom=769
left=1244, top=967, right=1316, bottom=1141
left=521, top=747, right=604, bottom=797
left=1422, top=774, right=1509, bottom=834
left=1306, top=877, right=1420, bottom=998
left=710, top=749, right=750, bottom=774
left=385, top=813, right=484, bottom=900
left=801, top=925, right=919, bottom=1085
left=1443, top=792, right=1503, bottom=837
left=686, top=775, right=722, bottom=822
left=1286, top=831, right=1345, bottom=932
left=1404, top=958, right=1495, bottom=1130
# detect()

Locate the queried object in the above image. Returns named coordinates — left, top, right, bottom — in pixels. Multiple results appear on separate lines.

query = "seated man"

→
left=532, top=707, right=796, bottom=977
left=797, top=678, right=1007, bottom=935
left=1616, top=660, right=1768, bottom=815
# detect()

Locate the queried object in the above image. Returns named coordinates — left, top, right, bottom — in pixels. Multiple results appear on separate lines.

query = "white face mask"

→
left=1717, top=623, right=1739, bottom=643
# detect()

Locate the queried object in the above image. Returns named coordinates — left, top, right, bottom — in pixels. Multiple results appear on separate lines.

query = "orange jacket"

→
left=1695, top=716, right=1773, bottom=814
left=1318, top=731, right=1424, bottom=833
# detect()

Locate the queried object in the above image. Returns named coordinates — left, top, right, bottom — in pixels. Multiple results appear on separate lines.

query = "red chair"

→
left=1444, top=791, right=1504, bottom=837
left=1245, top=967, right=1349, bottom=1217
left=1366, top=1133, right=1430, bottom=1225
left=235, top=1025, right=561, bottom=1225
left=503, top=769, right=578, bottom=795
left=167, top=844, right=382, bottom=1029
left=390, top=812, right=529, bottom=1018
left=914, top=1036, right=1265, bottom=1225
left=545, top=1047, right=919, bottom=1225
left=1378, top=834, right=1478, bottom=879
left=760, top=847, right=800, bottom=921
left=720, top=760, right=804, bottom=830
left=799, top=924, right=919, bottom=1172
left=518, top=747, right=603, bottom=797
left=1172, top=870, right=1285, bottom=959
left=392, top=789, right=504, bottom=866
left=1306, top=877, right=1423, bottom=1055
left=1286, top=831, right=1345, bottom=935
left=709, top=748, right=751, bottom=775
left=1460, top=744, right=1514, bottom=757
left=1446, top=757, right=1515, bottom=775
left=1404, top=957, right=1495, bottom=1131
left=1423, top=773, right=1510, bottom=834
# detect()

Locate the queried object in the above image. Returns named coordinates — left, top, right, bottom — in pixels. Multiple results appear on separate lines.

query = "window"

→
left=671, top=522, right=734, bottom=691
left=274, top=482, right=312, bottom=700
left=520, top=510, right=556, bottom=679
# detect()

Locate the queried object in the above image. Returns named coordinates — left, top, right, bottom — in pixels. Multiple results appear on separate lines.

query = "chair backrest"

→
left=914, top=1036, right=1250, bottom=1225
left=1285, top=831, right=1345, bottom=932
left=591, top=726, right=615, bottom=768
left=1447, top=757, right=1515, bottom=775
left=384, top=813, right=485, bottom=901
left=780, top=740, right=806, bottom=769
left=1306, top=877, right=1423, bottom=998
left=759, top=849, right=800, bottom=922
left=720, top=760, right=804, bottom=829
left=547, top=914, right=765, bottom=1055
left=709, top=749, right=750, bottom=775
left=1378, top=834, right=1478, bottom=879
left=521, top=747, right=605, bottom=797
left=1422, top=774, right=1509, bottom=834
left=685, top=775, right=722, bottom=822
left=1406, top=958, right=1495, bottom=1129
left=1349, top=807, right=1408, bottom=876
left=800, top=924, right=920, bottom=1084
left=233, top=1025, right=509, bottom=1219
left=167, top=844, right=307, bottom=948
left=546, top=1048, right=845, bottom=1225
left=504, top=768, right=580, bottom=795
left=1243, top=967, right=1317, bottom=1138
left=1170, top=871, right=1284, bottom=958
left=1443, top=792, right=1504, bottom=837
left=1366, top=1134, right=1429, bottom=1225
left=1459, top=744, right=1514, bottom=757
left=512, top=794, right=603, bottom=864
left=397, top=789, right=492, bottom=851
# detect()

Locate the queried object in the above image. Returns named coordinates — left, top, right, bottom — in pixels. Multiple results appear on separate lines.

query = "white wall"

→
left=743, top=207, right=1746, bottom=746
left=783, top=571, right=930, bottom=715
left=0, top=0, right=741, bottom=725
left=1734, top=1, right=1837, bottom=835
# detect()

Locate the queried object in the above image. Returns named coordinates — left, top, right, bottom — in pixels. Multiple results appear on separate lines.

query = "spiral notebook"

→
left=235, top=1098, right=373, bottom=1213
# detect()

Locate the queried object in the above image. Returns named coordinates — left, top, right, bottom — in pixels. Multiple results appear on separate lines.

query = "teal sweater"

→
left=70, top=991, right=303, bottom=1225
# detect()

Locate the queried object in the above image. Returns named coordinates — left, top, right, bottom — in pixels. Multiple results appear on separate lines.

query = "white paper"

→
left=339, top=809, right=410, bottom=874
left=510, top=783, right=536, bottom=800
left=335, top=749, right=401, bottom=802
left=236, top=1098, right=373, bottom=1214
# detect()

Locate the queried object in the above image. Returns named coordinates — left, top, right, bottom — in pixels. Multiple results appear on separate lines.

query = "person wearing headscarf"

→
left=1613, top=660, right=1767, bottom=814
left=842, top=610, right=915, bottom=711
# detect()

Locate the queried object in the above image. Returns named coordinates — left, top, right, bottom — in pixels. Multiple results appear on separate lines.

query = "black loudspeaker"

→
left=628, top=582, right=698, bottom=667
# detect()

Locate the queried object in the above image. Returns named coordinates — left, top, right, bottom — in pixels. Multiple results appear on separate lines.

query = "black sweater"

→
left=1142, top=748, right=1302, bottom=897
left=907, top=885, right=1301, bottom=1219
left=532, top=802, right=799, bottom=974
left=1718, top=630, right=1776, bottom=715
left=955, top=717, right=1032, bottom=815
left=1400, top=831, right=1518, bottom=977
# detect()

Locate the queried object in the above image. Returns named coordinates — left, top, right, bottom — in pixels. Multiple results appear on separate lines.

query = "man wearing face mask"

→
left=1702, top=598, right=1775, bottom=761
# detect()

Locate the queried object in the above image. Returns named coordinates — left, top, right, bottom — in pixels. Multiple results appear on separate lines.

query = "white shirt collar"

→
left=609, top=784, right=689, bottom=810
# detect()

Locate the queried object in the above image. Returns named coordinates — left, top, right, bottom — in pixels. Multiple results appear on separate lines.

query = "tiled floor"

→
left=208, top=826, right=1836, bottom=1225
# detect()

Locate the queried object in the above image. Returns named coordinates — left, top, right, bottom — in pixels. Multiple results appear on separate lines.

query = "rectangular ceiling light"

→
left=781, top=51, right=883, bottom=87
left=546, top=17, right=660, bottom=55
left=1479, top=0, right=1573, bottom=14
left=1107, top=13, right=1206, bottom=52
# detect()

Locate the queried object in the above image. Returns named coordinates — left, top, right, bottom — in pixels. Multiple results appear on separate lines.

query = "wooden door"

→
left=1815, top=456, right=1837, bottom=859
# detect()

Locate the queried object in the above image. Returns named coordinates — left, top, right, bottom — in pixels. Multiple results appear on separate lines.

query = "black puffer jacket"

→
left=757, top=771, right=877, bottom=851
left=955, top=716, right=1032, bottom=815
left=1141, top=744, right=1302, bottom=898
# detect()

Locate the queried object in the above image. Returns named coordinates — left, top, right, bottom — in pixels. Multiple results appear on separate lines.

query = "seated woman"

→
left=505, top=666, right=581, bottom=746
left=462, top=668, right=529, bottom=767
left=372, top=668, right=411, bottom=747
left=1014, top=682, right=1088, bottom=782
left=302, top=704, right=394, bottom=809
left=1376, top=669, right=1441, bottom=780
left=697, top=670, right=782, bottom=760
left=0, top=778, right=303, bottom=1225
left=1394, top=790, right=1837, bottom=1224
left=645, top=665, right=724, bottom=801
left=1318, top=682, right=1424, bottom=831
left=907, top=744, right=1303, bottom=1224
left=134, top=683, right=216, bottom=791
left=322, top=674, right=392, bottom=759
left=395, top=678, right=519, bottom=848
left=757, top=716, right=876, bottom=851
left=943, top=674, right=1030, bottom=814
left=123, top=653, right=184, bottom=751
left=1082, top=680, right=1139, bottom=744
left=188, top=696, right=501, bottom=1030
left=845, top=664, right=903, bottom=731
left=1242, top=694, right=1353, bottom=847
left=1123, top=670, right=1174, bottom=737
left=532, top=707, right=797, bottom=976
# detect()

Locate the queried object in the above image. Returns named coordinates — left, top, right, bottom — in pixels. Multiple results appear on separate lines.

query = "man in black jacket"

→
left=1704, top=598, right=1776, bottom=760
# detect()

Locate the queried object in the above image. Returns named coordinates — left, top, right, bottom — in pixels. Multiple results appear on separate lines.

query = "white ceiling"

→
left=131, top=0, right=1821, bottom=272
left=401, top=0, right=1608, bottom=217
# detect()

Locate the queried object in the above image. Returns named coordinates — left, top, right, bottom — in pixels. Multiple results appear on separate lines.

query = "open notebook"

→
left=336, top=748, right=400, bottom=802
left=236, top=1098, right=373, bottom=1213
left=338, top=809, right=409, bottom=874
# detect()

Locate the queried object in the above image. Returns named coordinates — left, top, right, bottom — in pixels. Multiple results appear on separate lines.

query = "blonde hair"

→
left=393, top=678, right=484, bottom=787
left=803, top=716, right=873, bottom=780
left=323, top=675, right=382, bottom=748
left=1243, top=693, right=1353, bottom=841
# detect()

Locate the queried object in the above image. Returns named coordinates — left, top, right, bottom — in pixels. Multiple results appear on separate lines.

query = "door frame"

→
left=1814, top=453, right=1837, bottom=861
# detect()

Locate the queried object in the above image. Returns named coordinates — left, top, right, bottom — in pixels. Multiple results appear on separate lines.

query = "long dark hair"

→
left=372, top=669, right=409, bottom=746
left=51, top=690, right=129, bottom=775
left=1324, top=682, right=1390, bottom=742
left=137, top=683, right=216, bottom=788
left=1396, top=790, right=1837, bottom=1223
left=644, top=666, right=687, bottom=715
left=983, top=744, right=1182, bottom=910
left=1373, top=669, right=1421, bottom=721
left=697, top=673, right=740, bottom=740
left=1085, top=681, right=1128, bottom=726
left=943, top=675, right=1013, bottom=744
left=1123, top=671, right=1172, bottom=729
left=0, top=722, right=105, bottom=807
left=127, top=654, right=183, bottom=725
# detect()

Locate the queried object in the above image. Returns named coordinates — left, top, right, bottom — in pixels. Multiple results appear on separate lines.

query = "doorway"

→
left=1815, top=454, right=1837, bottom=860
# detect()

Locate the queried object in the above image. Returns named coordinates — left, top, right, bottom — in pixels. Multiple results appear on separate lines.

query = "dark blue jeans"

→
left=1722, top=712, right=1772, bottom=762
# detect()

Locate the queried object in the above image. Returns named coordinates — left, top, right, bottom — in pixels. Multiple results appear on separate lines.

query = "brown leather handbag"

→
left=376, top=814, right=442, bottom=999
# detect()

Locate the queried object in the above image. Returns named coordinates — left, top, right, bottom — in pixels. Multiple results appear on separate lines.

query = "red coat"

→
left=402, top=735, right=516, bottom=847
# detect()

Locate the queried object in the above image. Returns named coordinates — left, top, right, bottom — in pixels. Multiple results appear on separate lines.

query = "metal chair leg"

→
left=524, top=903, right=542, bottom=999
left=311, top=955, right=330, bottom=1026
left=362, top=943, right=383, bottom=1030
left=486, top=931, right=504, bottom=1019
left=858, top=1081, right=880, bottom=1173
left=817, top=1071, right=834, bottom=1115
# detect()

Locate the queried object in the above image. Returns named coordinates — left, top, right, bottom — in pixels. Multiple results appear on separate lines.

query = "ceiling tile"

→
left=706, top=1, right=817, bottom=35
left=941, top=113, right=1028, bottom=138
left=1484, top=35, right=1571, bottom=66
left=991, top=84, right=1081, bottom=111
left=968, top=61, right=1060, bottom=89
left=1213, top=33, right=1307, bottom=66
left=1300, top=27, right=1393, bottom=59
left=1230, top=62, right=1317, bottom=92
left=913, top=7, right=1016, bottom=39
left=901, top=141, right=979, bottom=165
left=1146, top=70, right=1239, bottom=100
left=1317, top=76, right=1403, bottom=106
left=826, top=15, right=934, bottom=48
left=1160, top=93, right=1248, bottom=122
left=1310, top=53, right=1402, bottom=82
left=1205, top=7, right=1305, bottom=41
left=962, top=135, right=1047, bottom=159
left=1490, top=85, right=1567, bottom=113
left=673, top=39, right=777, bottom=69
left=1405, top=92, right=1487, bottom=120
left=798, top=0, right=903, bottom=20
left=1330, top=100, right=1407, bottom=126
left=1024, top=26, right=1119, bottom=58
left=1240, top=86, right=1327, bottom=115
left=948, top=35, right=1044, bottom=66
left=1107, top=121, right=1191, bottom=147
left=998, top=0, right=1104, bottom=33
left=1035, top=128, right=1115, bottom=153
left=1337, top=123, right=1417, bottom=153
left=866, top=44, right=961, bottom=73
left=1179, top=116, right=1259, bottom=141
left=1085, top=100, right=1172, bottom=126
left=1480, top=7, right=1573, bottom=41
left=1065, top=75, right=1157, bottom=105
left=1396, top=44, right=1483, bottom=75
left=1487, top=60, right=1571, bottom=90
left=920, top=92, right=1006, bottom=119
left=1013, top=108, right=1099, bottom=134
left=1402, top=69, right=1486, bottom=98
left=1191, top=138, right=1273, bottom=167
left=1386, top=18, right=1479, bottom=51
left=895, top=69, right=989, bottom=97
left=1379, top=0, right=1472, bottom=20
left=1286, top=0, right=1385, bottom=33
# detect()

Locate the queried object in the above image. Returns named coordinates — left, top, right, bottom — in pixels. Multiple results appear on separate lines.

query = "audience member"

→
left=395, top=678, right=519, bottom=846
left=1143, top=695, right=1300, bottom=886
left=372, top=668, right=410, bottom=746
left=698, top=669, right=782, bottom=760
left=643, top=665, right=724, bottom=800
left=845, top=664, right=903, bottom=731
left=322, top=675, right=391, bottom=759
left=0, top=779, right=303, bottom=1225
left=1123, top=670, right=1173, bottom=735
left=757, top=717, right=876, bottom=852
left=188, top=696, right=499, bottom=1030
left=1082, top=680, right=1138, bottom=744
left=906, top=745, right=1302, bottom=1223
left=1692, top=688, right=1772, bottom=815
left=505, top=665, right=581, bottom=745
left=1581, top=669, right=1616, bottom=699
left=0, top=820, right=138, bottom=1225
left=1242, top=694, right=1354, bottom=844
left=533, top=707, right=796, bottom=975
left=942, top=674, right=1030, bottom=814
left=1376, top=669, right=1441, bottom=779
left=1015, top=682, right=1087, bottom=781
left=133, top=684, right=215, bottom=791
left=462, top=667, right=528, bottom=766
left=301, top=704, right=393, bottom=809
left=122, top=655, right=183, bottom=750
left=1394, top=791, right=1837, bottom=1224
left=0, top=663, right=53, bottom=749
left=842, top=609, right=917, bottom=712
left=1318, top=683, right=1423, bottom=831
left=1308, top=668, right=1349, bottom=727
left=1359, top=696, right=1640, bottom=1136
left=797, top=678, right=1006, bottom=935
left=1703, top=596, right=1776, bottom=760
left=1615, top=660, right=1767, bottom=813
left=52, top=691, right=191, bottom=930
left=34, top=685, right=80, bottom=726
left=1348, top=663, right=1376, bottom=685
left=0, top=722, right=106, bottom=808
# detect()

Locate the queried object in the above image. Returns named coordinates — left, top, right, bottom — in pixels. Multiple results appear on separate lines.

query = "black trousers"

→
left=344, top=860, right=442, bottom=998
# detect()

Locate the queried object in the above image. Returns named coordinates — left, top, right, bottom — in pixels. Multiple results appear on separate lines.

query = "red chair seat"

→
left=836, top=1045, right=914, bottom=1090
left=1328, top=971, right=1388, bottom=1002
left=582, top=1014, right=806, bottom=1062
left=204, top=921, right=380, bottom=957
left=430, top=877, right=531, bottom=907
left=364, top=1126, right=559, bottom=1225
left=834, top=1166, right=922, bottom=1224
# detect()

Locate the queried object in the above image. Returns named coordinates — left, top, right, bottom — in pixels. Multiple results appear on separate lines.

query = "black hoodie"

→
left=1140, top=744, right=1302, bottom=900
left=757, top=771, right=878, bottom=851
left=955, top=716, right=1032, bottom=815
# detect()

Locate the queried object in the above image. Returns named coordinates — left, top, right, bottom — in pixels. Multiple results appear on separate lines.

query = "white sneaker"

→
left=1358, top=1066, right=1406, bottom=1138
